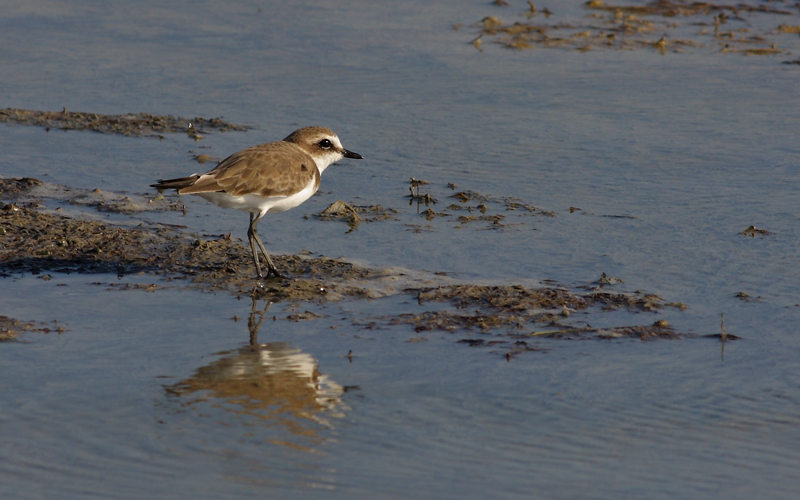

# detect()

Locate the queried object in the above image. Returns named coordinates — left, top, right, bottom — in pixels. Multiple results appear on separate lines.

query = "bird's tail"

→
left=150, top=175, right=200, bottom=192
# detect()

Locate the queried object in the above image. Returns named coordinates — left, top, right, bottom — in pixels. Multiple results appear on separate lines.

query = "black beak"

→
left=343, top=149, right=363, bottom=160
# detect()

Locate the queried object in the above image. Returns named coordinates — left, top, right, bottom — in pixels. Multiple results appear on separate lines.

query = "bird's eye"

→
left=318, top=139, right=332, bottom=150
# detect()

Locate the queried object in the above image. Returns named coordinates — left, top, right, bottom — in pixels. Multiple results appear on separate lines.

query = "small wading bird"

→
left=151, top=126, right=363, bottom=278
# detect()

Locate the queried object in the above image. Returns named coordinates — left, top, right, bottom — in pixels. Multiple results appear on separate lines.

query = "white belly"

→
left=195, top=177, right=317, bottom=216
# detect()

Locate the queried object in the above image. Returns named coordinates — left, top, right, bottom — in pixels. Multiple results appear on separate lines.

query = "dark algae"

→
left=0, top=108, right=249, bottom=137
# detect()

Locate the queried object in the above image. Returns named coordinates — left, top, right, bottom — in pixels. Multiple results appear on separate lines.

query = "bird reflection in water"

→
left=165, top=298, right=347, bottom=447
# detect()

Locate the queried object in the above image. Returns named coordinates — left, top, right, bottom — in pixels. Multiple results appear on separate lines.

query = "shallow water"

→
left=3, top=0, right=800, bottom=498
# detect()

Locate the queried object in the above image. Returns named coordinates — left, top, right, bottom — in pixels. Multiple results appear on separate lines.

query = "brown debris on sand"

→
left=408, top=181, right=555, bottom=231
left=0, top=177, right=185, bottom=215
left=0, top=108, right=249, bottom=137
left=315, top=200, right=399, bottom=232
left=0, top=178, right=45, bottom=198
left=468, top=0, right=799, bottom=58
left=0, top=315, right=65, bottom=341
left=739, top=225, right=772, bottom=237
left=385, top=283, right=682, bottom=341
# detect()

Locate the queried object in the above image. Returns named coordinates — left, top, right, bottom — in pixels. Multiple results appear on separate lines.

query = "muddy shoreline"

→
left=1, top=177, right=691, bottom=353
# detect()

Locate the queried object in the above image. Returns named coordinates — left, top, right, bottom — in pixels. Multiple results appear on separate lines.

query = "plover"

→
left=151, top=126, right=363, bottom=278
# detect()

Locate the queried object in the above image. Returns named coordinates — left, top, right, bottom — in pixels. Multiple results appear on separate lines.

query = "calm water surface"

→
left=2, top=0, right=800, bottom=498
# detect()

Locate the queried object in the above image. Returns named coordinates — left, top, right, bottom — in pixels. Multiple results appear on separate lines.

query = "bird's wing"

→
left=178, top=143, right=318, bottom=197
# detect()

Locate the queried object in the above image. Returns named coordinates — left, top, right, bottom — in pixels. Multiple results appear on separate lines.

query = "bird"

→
left=151, top=126, right=363, bottom=279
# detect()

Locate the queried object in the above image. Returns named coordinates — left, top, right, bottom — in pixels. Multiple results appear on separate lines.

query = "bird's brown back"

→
left=178, top=142, right=319, bottom=197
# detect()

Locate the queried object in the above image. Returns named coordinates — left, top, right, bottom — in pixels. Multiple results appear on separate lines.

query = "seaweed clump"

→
left=0, top=315, right=65, bottom=341
left=314, top=200, right=399, bottom=232
left=385, top=283, right=683, bottom=344
left=0, top=108, right=249, bottom=137
left=468, top=0, right=800, bottom=59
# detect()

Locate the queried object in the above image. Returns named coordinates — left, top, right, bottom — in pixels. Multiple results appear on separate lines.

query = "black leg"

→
left=247, top=213, right=283, bottom=279
left=247, top=213, right=263, bottom=278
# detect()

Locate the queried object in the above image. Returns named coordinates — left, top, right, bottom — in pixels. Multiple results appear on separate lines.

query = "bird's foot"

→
left=258, top=267, right=286, bottom=280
